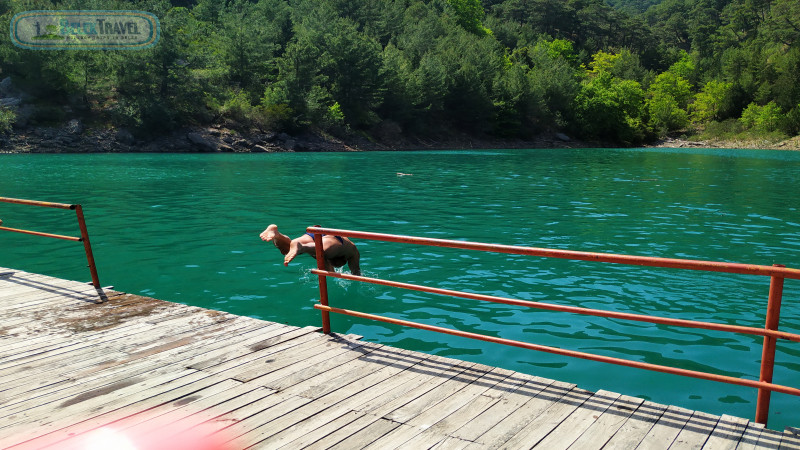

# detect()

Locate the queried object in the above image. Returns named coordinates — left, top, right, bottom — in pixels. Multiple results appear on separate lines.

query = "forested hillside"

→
left=0, top=0, right=798, bottom=147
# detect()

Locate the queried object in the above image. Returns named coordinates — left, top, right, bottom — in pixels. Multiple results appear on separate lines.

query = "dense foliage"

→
left=1, top=0, right=798, bottom=145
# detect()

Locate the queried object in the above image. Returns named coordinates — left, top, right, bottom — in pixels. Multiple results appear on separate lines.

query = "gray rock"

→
left=0, top=77, right=12, bottom=95
left=36, top=127, right=57, bottom=139
left=0, top=98, right=21, bottom=107
left=13, top=104, right=35, bottom=128
left=65, top=119, right=83, bottom=134
left=252, top=144, right=270, bottom=152
left=556, top=132, right=571, bottom=142
left=187, top=132, right=217, bottom=151
left=115, top=129, right=135, bottom=145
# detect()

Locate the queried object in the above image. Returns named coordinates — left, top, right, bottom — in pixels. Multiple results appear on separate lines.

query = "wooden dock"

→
left=1, top=267, right=798, bottom=449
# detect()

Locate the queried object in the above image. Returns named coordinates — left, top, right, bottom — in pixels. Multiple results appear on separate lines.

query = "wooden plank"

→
left=232, top=334, right=370, bottom=384
left=0, top=367, right=202, bottom=445
left=564, top=393, right=646, bottom=450
left=353, top=357, right=479, bottom=416
left=0, top=316, right=256, bottom=399
left=0, top=304, right=178, bottom=358
left=229, top=355, right=479, bottom=448
left=187, top=325, right=319, bottom=371
left=322, top=416, right=403, bottom=450
left=430, top=435, right=475, bottom=450
left=383, top=363, right=498, bottom=424
left=735, top=422, right=768, bottom=450
left=753, top=428, right=787, bottom=449
left=397, top=368, right=532, bottom=449
left=0, top=310, right=241, bottom=380
left=273, top=410, right=371, bottom=449
left=405, top=397, right=499, bottom=449
left=0, top=294, right=97, bottom=318
left=495, top=386, right=595, bottom=448
left=0, top=281, right=104, bottom=307
left=261, top=364, right=506, bottom=450
left=261, top=340, right=385, bottom=393
left=0, top=277, right=91, bottom=303
left=0, top=320, right=277, bottom=415
left=0, top=284, right=43, bottom=301
left=635, top=404, right=697, bottom=449
left=13, top=378, right=247, bottom=449
left=602, top=400, right=669, bottom=449
left=46, top=382, right=273, bottom=450
left=702, top=414, right=751, bottom=450
left=115, top=383, right=270, bottom=432
left=303, top=346, right=443, bottom=400
left=0, top=298, right=186, bottom=360
left=366, top=367, right=515, bottom=449
left=223, top=333, right=354, bottom=383
left=670, top=410, right=721, bottom=449
left=388, top=381, right=508, bottom=449
left=444, top=375, right=557, bottom=444
left=213, top=392, right=315, bottom=445
left=7, top=367, right=231, bottom=439
left=529, top=389, right=623, bottom=449
left=282, top=345, right=434, bottom=400
left=781, top=428, right=800, bottom=450
left=461, top=379, right=575, bottom=446
left=0, top=317, right=259, bottom=403
left=110, top=385, right=277, bottom=444
left=0, top=287, right=99, bottom=309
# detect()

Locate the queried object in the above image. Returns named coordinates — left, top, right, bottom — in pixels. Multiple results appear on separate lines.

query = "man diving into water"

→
left=260, top=224, right=361, bottom=276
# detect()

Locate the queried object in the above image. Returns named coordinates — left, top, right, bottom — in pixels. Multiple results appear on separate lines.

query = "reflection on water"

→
left=1, top=148, right=799, bottom=429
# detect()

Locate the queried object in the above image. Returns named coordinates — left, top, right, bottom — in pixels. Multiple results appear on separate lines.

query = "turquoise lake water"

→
left=1, top=148, right=799, bottom=430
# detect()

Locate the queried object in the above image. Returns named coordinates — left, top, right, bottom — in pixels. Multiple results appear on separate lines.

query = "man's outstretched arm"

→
left=347, top=247, right=361, bottom=276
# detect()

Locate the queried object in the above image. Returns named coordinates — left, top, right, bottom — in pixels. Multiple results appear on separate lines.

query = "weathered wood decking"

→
left=0, top=267, right=798, bottom=449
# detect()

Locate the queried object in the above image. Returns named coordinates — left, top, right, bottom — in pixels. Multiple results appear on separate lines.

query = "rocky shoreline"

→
left=0, top=121, right=592, bottom=154
left=2, top=122, right=799, bottom=154
left=650, top=136, right=800, bottom=151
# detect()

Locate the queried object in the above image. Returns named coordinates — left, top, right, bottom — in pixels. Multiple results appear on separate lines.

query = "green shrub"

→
left=778, top=104, right=800, bottom=136
left=0, top=106, right=16, bottom=133
left=740, top=101, right=782, bottom=132
left=220, top=89, right=257, bottom=125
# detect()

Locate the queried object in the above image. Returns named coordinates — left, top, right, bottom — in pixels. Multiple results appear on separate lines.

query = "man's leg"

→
left=260, top=224, right=292, bottom=255
left=284, top=234, right=316, bottom=266
left=287, top=234, right=345, bottom=267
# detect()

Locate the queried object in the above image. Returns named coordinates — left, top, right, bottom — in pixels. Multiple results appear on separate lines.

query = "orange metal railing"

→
left=307, top=226, right=800, bottom=426
left=0, top=197, right=100, bottom=289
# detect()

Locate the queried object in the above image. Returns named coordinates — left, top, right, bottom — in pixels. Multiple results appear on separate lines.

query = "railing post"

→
left=755, top=264, right=785, bottom=425
left=74, top=205, right=101, bottom=290
left=313, top=232, right=331, bottom=334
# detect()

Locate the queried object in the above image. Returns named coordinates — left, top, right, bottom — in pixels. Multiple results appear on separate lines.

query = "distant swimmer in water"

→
left=260, top=224, right=361, bottom=276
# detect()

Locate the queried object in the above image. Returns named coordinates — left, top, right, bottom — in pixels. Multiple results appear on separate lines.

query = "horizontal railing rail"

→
left=0, top=197, right=100, bottom=289
left=307, top=226, right=799, bottom=426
